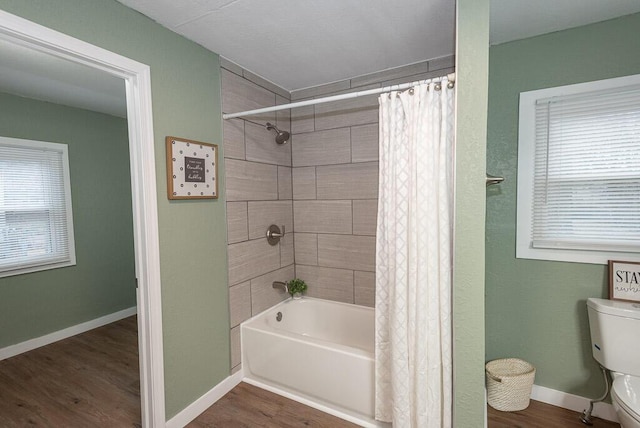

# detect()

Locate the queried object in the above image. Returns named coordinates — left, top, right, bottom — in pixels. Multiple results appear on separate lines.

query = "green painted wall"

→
left=454, top=0, right=489, bottom=426
left=486, top=13, right=640, bottom=399
left=0, top=92, right=135, bottom=347
left=0, top=0, right=229, bottom=418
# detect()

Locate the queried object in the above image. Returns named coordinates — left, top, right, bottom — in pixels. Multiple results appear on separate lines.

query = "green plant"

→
left=287, top=278, right=307, bottom=297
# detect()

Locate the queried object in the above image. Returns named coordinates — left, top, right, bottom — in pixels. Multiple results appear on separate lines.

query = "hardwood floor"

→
left=0, top=316, right=141, bottom=428
left=488, top=399, right=620, bottom=428
left=188, top=382, right=360, bottom=428
left=0, top=322, right=623, bottom=428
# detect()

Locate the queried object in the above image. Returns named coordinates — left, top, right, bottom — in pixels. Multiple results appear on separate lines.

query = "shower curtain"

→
left=375, top=78, right=455, bottom=427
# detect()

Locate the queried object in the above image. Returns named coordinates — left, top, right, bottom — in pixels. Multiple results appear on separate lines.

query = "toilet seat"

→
left=612, top=375, right=640, bottom=424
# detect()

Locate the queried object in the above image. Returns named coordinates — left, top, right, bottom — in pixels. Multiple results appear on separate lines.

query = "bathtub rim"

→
left=243, top=296, right=374, bottom=325
left=242, top=296, right=375, bottom=357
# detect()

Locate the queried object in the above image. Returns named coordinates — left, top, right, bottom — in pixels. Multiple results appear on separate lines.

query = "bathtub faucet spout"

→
left=272, top=281, right=288, bottom=294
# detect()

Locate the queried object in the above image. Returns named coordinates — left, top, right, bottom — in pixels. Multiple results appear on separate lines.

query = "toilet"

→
left=587, top=298, right=640, bottom=428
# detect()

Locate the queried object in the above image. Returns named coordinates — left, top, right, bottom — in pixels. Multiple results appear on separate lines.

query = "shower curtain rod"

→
left=222, top=72, right=456, bottom=120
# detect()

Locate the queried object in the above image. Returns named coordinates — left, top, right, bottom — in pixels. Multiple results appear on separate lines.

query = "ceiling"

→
left=117, top=0, right=640, bottom=92
left=1, top=1, right=640, bottom=116
left=0, top=38, right=126, bottom=117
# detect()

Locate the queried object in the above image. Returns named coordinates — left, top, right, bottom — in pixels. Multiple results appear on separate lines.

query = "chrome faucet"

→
left=272, top=281, right=288, bottom=294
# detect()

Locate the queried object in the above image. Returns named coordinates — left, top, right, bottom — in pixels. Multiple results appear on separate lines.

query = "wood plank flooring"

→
left=0, top=316, right=141, bottom=428
left=188, top=382, right=359, bottom=427
left=0, top=319, right=623, bottom=428
left=488, top=399, right=620, bottom=428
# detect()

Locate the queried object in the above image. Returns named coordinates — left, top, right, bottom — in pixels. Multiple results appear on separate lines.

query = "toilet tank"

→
left=587, top=298, right=640, bottom=377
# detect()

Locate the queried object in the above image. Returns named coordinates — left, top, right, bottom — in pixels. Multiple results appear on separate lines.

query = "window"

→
left=0, top=137, right=76, bottom=277
left=517, top=75, right=640, bottom=264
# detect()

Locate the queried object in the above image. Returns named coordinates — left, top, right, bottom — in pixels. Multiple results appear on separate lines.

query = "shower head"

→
left=266, top=122, right=290, bottom=145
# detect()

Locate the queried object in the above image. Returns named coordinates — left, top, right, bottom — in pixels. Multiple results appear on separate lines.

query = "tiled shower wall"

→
left=290, top=55, right=455, bottom=307
left=221, top=59, right=294, bottom=373
left=222, top=56, right=454, bottom=372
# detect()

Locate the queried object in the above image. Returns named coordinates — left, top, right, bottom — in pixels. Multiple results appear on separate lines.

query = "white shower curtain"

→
left=375, top=78, right=454, bottom=427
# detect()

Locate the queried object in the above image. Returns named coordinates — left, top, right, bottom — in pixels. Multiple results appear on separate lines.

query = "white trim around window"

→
left=517, top=74, right=640, bottom=264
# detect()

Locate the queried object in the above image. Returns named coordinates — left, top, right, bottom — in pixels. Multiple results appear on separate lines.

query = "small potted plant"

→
left=287, top=278, right=307, bottom=299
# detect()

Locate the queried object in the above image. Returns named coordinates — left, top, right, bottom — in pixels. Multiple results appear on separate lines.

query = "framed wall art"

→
left=166, top=136, right=218, bottom=200
left=609, top=260, right=640, bottom=303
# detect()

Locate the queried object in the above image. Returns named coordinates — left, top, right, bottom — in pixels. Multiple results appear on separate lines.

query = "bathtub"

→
left=241, top=297, right=388, bottom=427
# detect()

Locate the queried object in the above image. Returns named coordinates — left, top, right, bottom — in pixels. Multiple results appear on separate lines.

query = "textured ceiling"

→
left=2, top=1, right=640, bottom=115
left=116, top=0, right=456, bottom=91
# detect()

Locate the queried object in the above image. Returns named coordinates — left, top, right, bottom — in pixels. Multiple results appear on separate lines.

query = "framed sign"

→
left=166, top=136, right=218, bottom=200
left=609, top=260, right=640, bottom=303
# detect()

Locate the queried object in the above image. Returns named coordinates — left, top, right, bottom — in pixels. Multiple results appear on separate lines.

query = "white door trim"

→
left=0, top=10, right=165, bottom=427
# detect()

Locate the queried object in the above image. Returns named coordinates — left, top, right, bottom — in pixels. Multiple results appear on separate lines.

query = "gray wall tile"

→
left=226, top=201, right=248, bottom=244
left=316, top=162, right=378, bottom=200
left=294, top=233, right=318, bottom=266
left=291, top=104, right=315, bottom=134
left=225, top=159, right=278, bottom=201
left=230, top=325, right=241, bottom=368
left=317, top=234, right=375, bottom=272
left=245, top=121, right=292, bottom=166
left=353, top=199, right=378, bottom=236
left=296, top=265, right=354, bottom=303
left=220, top=56, right=243, bottom=76
left=221, top=69, right=276, bottom=125
left=250, top=265, right=295, bottom=314
left=278, top=166, right=292, bottom=200
left=351, top=61, right=430, bottom=88
left=293, top=200, right=352, bottom=234
left=247, top=201, right=293, bottom=240
left=428, top=55, right=455, bottom=71
left=280, top=233, right=295, bottom=267
left=228, top=238, right=280, bottom=285
left=351, top=124, right=379, bottom=163
left=223, top=118, right=245, bottom=160
left=381, top=68, right=456, bottom=87
left=275, top=95, right=291, bottom=135
left=229, top=281, right=251, bottom=327
left=355, top=271, right=375, bottom=307
left=314, top=89, right=378, bottom=131
left=292, top=128, right=351, bottom=167
left=290, top=80, right=351, bottom=100
left=243, top=69, right=290, bottom=99
left=292, top=166, right=316, bottom=200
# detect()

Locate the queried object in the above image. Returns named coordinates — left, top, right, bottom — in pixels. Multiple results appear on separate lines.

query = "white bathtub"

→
left=241, top=297, right=388, bottom=427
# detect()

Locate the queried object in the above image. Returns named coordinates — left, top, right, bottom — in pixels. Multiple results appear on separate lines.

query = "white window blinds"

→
left=517, top=75, right=640, bottom=264
left=531, top=86, right=640, bottom=253
left=0, top=137, right=76, bottom=277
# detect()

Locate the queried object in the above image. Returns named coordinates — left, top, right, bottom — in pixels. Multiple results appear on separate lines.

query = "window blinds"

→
left=0, top=139, right=75, bottom=275
left=532, top=86, right=640, bottom=252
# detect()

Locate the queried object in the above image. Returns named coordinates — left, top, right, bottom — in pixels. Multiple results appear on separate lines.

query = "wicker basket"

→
left=486, top=358, right=536, bottom=411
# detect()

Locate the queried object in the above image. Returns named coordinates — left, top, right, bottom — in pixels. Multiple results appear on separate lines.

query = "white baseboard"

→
left=0, top=306, right=137, bottom=361
left=531, top=384, right=618, bottom=423
left=166, top=369, right=244, bottom=428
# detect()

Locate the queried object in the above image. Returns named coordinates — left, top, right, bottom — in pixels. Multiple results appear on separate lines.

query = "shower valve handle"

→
left=266, top=224, right=285, bottom=245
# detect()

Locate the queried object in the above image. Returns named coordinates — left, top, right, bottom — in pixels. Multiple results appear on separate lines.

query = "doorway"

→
left=0, top=10, right=164, bottom=427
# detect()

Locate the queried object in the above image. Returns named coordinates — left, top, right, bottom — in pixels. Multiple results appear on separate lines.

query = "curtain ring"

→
left=408, top=88, right=414, bottom=95
left=447, top=81, right=454, bottom=89
left=434, top=82, right=442, bottom=91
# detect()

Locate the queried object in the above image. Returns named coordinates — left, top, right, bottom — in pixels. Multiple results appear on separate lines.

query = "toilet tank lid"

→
left=587, top=298, right=640, bottom=320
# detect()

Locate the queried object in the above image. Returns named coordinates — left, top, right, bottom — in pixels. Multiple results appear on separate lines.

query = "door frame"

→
left=0, top=10, right=165, bottom=427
